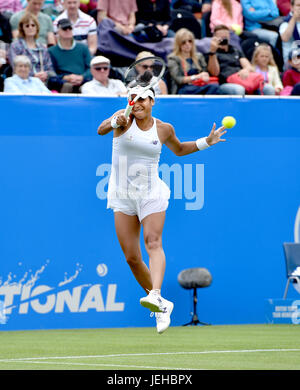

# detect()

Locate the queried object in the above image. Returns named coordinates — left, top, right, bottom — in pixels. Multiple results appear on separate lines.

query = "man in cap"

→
left=54, top=0, right=97, bottom=55
left=81, top=55, right=127, bottom=96
left=48, top=18, right=91, bottom=93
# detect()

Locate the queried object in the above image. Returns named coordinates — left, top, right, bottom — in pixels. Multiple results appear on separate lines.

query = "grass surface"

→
left=0, top=324, right=300, bottom=370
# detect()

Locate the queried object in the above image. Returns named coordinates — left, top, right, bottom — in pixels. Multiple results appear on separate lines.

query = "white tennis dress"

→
left=107, top=117, right=170, bottom=221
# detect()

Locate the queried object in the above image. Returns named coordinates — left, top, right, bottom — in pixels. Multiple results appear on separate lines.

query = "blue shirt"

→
left=241, top=0, right=279, bottom=31
left=4, top=74, right=51, bottom=94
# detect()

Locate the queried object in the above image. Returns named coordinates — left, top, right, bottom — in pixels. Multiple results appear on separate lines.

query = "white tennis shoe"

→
left=154, top=299, right=174, bottom=334
left=140, top=290, right=165, bottom=313
left=140, top=291, right=174, bottom=334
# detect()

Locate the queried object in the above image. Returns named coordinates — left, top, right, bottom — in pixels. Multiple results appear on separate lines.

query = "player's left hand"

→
left=206, top=123, right=227, bottom=146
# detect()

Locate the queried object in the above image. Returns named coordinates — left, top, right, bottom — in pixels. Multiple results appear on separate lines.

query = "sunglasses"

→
left=94, top=66, right=109, bottom=71
left=182, top=39, right=193, bottom=45
left=24, top=23, right=36, bottom=28
left=141, top=64, right=154, bottom=70
left=61, top=26, right=72, bottom=31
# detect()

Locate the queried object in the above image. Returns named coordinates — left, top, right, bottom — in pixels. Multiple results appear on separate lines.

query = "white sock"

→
left=151, top=289, right=161, bottom=296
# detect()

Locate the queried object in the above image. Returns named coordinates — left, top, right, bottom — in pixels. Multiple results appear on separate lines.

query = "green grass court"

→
left=0, top=324, right=300, bottom=370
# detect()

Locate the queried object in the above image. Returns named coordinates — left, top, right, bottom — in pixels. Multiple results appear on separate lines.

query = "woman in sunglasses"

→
left=167, top=28, right=220, bottom=95
left=8, top=12, right=55, bottom=86
left=135, top=51, right=168, bottom=95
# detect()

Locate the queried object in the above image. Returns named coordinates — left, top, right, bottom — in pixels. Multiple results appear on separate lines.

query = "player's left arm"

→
left=163, top=122, right=227, bottom=156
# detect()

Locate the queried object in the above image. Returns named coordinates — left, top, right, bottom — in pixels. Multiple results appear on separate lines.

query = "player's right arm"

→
left=97, top=110, right=127, bottom=135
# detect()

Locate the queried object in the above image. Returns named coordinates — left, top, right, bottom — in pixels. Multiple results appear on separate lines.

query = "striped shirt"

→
left=53, top=9, right=97, bottom=46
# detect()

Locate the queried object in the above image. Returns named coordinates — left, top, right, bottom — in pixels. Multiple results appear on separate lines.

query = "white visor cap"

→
left=128, top=86, right=155, bottom=101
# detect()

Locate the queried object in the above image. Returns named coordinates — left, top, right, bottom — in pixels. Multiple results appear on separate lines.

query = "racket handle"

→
left=124, top=102, right=133, bottom=119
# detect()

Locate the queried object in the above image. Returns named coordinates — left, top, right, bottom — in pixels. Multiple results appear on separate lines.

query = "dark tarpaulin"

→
left=97, top=18, right=242, bottom=66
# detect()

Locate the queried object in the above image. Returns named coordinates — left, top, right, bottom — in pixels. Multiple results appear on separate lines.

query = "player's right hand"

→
left=116, top=114, right=128, bottom=128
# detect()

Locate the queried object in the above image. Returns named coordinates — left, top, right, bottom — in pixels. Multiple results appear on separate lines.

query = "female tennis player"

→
left=97, top=86, right=226, bottom=333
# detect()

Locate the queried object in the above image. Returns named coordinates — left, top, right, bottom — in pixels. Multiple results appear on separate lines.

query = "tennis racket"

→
left=123, top=56, right=166, bottom=119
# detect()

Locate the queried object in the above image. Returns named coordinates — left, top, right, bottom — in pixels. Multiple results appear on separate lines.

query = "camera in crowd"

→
left=219, top=38, right=229, bottom=46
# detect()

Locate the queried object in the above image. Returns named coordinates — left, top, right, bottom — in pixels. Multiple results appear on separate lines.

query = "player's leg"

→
left=142, top=211, right=166, bottom=291
left=114, top=212, right=152, bottom=293
left=140, top=211, right=174, bottom=333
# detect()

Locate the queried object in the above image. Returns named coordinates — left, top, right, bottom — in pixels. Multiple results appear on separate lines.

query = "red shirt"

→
left=97, top=0, right=138, bottom=25
left=282, top=68, right=300, bottom=87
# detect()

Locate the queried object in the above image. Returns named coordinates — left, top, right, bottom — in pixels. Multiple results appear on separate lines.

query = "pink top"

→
left=0, top=0, right=22, bottom=13
left=210, top=0, right=243, bottom=32
left=97, top=0, right=138, bottom=26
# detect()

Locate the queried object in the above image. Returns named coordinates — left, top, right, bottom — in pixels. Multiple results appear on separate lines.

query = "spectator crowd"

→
left=0, top=0, right=299, bottom=96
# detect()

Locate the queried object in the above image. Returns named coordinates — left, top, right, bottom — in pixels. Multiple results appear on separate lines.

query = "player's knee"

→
left=144, top=233, right=161, bottom=251
left=125, top=253, right=142, bottom=267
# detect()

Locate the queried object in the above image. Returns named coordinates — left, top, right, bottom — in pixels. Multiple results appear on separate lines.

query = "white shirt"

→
left=53, top=9, right=97, bottom=46
left=108, top=118, right=170, bottom=201
left=81, top=78, right=127, bottom=96
left=4, top=74, right=51, bottom=94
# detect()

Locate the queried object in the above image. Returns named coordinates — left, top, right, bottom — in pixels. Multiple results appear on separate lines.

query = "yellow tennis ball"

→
left=232, top=24, right=242, bottom=36
left=80, top=0, right=89, bottom=4
left=222, top=116, right=236, bottom=129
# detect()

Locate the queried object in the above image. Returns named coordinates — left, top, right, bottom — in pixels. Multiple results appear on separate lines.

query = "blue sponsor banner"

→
left=0, top=95, right=299, bottom=330
left=265, top=299, right=300, bottom=324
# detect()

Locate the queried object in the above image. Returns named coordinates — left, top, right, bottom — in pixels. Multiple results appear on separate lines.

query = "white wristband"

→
left=196, top=137, right=209, bottom=151
left=111, top=116, right=120, bottom=129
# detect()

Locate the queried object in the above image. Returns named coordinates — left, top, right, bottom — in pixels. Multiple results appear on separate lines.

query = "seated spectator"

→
left=0, top=11, right=13, bottom=43
left=210, top=0, right=244, bottom=36
left=10, top=0, right=56, bottom=47
left=208, top=24, right=256, bottom=94
left=279, top=0, right=300, bottom=65
left=81, top=55, right=127, bottom=95
left=281, top=48, right=300, bottom=94
left=9, top=13, right=55, bottom=85
left=167, top=28, right=220, bottom=94
left=48, top=18, right=92, bottom=93
left=97, top=0, right=137, bottom=35
left=251, top=43, right=283, bottom=94
left=0, top=0, right=22, bottom=20
left=135, top=51, right=168, bottom=94
left=54, top=0, right=97, bottom=56
left=241, top=0, right=280, bottom=48
left=135, top=0, right=175, bottom=38
left=4, top=54, right=51, bottom=93
left=0, top=40, right=13, bottom=91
